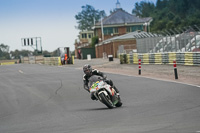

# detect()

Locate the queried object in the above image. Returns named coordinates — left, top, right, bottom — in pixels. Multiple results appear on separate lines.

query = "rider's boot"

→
left=113, top=86, right=120, bottom=96
left=91, top=92, right=97, bottom=100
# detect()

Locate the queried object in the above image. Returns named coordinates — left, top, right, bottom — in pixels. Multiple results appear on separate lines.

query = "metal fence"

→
left=126, top=25, right=200, bottom=53
left=118, top=45, right=137, bottom=55
left=136, top=26, right=200, bottom=53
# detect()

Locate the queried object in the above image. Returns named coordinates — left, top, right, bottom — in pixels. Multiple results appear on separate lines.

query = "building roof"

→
left=97, top=31, right=141, bottom=46
left=97, top=31, right=158, bottom=46
left=95, top=9, right=152, bottom=27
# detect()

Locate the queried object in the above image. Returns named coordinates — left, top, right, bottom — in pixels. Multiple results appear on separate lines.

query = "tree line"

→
left=132, top=0, right=200, bottom=32
left=75, top=1, right=200, bottom=32
left=0, top=43, right=59, bottom=60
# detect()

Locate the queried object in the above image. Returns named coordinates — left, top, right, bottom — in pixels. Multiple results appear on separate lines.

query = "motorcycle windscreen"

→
left=88, top=75, right=103, bottom=87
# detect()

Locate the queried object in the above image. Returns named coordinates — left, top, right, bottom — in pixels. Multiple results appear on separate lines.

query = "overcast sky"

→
left=0, top=0, right=157, bottom=52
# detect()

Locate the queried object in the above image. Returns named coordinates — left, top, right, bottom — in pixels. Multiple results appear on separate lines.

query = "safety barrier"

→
left=21, top=56, right=75, bottom=66
left=119, top=52, right=200, bottom=66
left=44, top=57, right=61, bottom=66
left=0, top=62, right=15, bottom=65
left=0, top=60, right=19, bottom=65
left=21, top=56, right=44, bottom=64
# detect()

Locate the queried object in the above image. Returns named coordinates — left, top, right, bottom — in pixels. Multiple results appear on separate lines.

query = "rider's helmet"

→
left=83, top=64, right=92, bottom=76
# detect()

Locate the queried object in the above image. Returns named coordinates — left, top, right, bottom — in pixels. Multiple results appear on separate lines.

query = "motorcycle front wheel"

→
left=99, top=93, right=114, bottom=109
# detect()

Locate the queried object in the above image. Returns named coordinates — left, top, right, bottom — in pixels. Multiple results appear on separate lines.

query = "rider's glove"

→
left=103, top=74, right=107, bottom=80
left=84, top=85, right=90, bottom=92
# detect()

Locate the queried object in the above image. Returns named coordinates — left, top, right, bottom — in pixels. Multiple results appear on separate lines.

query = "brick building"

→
left=95, top=31, right=144, bottom=58
left=74, top=0, right=153, bottom=58
left=93, top=9, right=152, bottom=41
left=74, top=31, right=94, bottom=59
left=93, top=1, right=152, bottom=58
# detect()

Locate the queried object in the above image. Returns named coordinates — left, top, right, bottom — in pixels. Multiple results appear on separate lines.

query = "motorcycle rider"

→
left=83, top=64, right=119, bottom=100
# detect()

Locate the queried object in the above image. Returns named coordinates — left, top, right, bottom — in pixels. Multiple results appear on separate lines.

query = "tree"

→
left=75, top=5, right=106, bottom=31
left=0, top=43, right=10, bottom=60
left=0, top=43, right=9, bottom=53
left=132, top=0, right=200, bottom=32
left=156, top=0, right=168, bottom=10
left=51, top=49, right=59, bottom=57
left=132, top=1, right=155, bottom=17
left=10, top=49, right=32, bottom=59
left=91, top=36, right=99, bottom=48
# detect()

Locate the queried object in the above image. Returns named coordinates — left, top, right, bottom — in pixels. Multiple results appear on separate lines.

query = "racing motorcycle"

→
left=88, top=75, right=122, bottom=109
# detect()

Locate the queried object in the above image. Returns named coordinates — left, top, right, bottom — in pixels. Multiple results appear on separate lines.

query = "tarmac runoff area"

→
left=72, top=58, right=200, bottom=87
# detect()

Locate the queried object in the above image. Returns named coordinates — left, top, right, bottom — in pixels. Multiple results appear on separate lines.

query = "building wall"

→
left=74, top=42, right=81, bottom=58
left=95, top=26, right=131, bottom=41
left=95, top=39, right=136, bottom=58
left=95, top=26, right=143, bottom=41
left=79, top=31, right=94, bottom=44
left=118, top=26, right=127, bottom=35
left=80, top=38, right=89, bottom=43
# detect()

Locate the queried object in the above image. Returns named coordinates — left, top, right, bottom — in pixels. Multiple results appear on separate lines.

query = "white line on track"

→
left=105, top=71, right=200, bottom=88
left=18, top=70, right=24, bottom=74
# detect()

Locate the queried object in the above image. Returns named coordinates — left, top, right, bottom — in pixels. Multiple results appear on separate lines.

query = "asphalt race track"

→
left=0, top=64, right=200, bottom=133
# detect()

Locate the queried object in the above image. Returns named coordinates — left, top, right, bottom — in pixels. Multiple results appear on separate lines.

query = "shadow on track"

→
left=75, top=107, right=110, bottom=112
left=75, top=106, right=125, bottom=112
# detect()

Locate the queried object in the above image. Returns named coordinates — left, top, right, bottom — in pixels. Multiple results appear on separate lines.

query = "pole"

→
left=40, top=37, right=42, bottom=54
left=194, top=25, right=200, bottom=31
left=173, top=60, right=178, bottom=79
left=170, top=29, right=177, bottom=52
left=175, top=28, right=181, bottom=51
left=101, top=15, right=104, bottom=41
left=138, top=59, right=141, bottom=75
left=36, top=37, right=38, bottom=55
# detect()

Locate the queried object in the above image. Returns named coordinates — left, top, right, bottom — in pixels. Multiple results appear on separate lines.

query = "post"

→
left=138, top=59, right=141, bottom=75
left=173, top=60, right=178, bottom=79
left=101, top=15, right=104, bottom=41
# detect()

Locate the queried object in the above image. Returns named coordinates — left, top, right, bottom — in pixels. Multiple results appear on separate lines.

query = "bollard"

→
left=173, top=60, right=178, bottom=79
left=138, top=59, right=141, bottom=75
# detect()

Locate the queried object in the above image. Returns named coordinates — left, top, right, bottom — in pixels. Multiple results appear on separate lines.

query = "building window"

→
left=132, top=25, right=143, bottom=31
left=88, top=34, right=93, bottom=38
left=113, top=27, right=118, bottom=34
left=82, top=33, right=87, bottom=38
left=103, top=27, right=113, bottom=35
left=127, top=25, right=143, bottom=33
left=126, top=27, right=131, bottom=32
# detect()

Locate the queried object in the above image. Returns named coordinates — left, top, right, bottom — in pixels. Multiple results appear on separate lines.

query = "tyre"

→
left=99, top=93, right=114, bottom=109
left=115, top=101, right=122, bottom=107
left=115, top=96, right=122, bottom=107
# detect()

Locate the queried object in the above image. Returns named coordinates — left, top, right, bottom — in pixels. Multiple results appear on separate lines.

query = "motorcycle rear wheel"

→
left=115, top=101, right=122, bottom=107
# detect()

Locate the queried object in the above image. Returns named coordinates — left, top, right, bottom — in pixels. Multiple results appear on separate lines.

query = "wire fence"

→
left=118, top=25, right=200, bottom=54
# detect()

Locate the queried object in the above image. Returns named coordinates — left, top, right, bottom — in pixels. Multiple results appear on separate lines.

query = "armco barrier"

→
left=155, top=53, right=162, bottom=64
left=162, top=53, right=168, bottom=64
left=0, top=62, right=15, bottom=65
left=184, top=52, right=193, bottom=65
left=133, top=53, right=138, bottom=64
left=120, top=52, right=200, bottom=66
left=193, top=53, right=200, bottom=65
left=149, top=53, right=155, bottom=64
left=168, top=52, right=176, bottom=64
left=176, top=53, right=184, bottom=65
left=143, top=53, right=149, bottom=64
left=0, top=59, right=19, bottom=65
